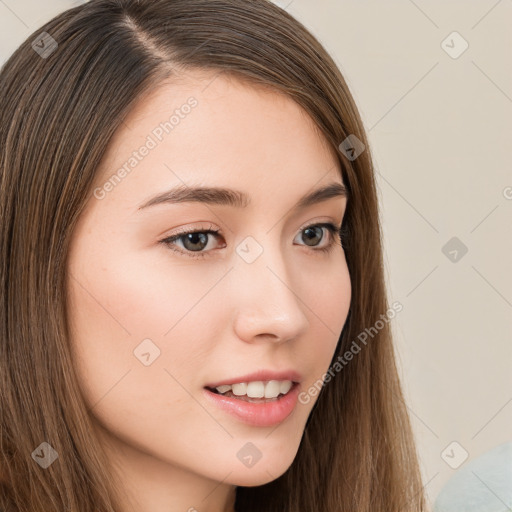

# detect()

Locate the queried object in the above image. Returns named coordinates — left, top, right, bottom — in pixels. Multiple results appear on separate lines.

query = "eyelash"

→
left=160, top=222, right=344, bottom=260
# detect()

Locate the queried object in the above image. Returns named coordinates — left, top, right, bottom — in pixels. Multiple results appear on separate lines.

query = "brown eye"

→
left=301, top=225, right=325, bottom=246
left=294, top=223, right=341, bottom=254
left=160, top=224, right=223, bottom=260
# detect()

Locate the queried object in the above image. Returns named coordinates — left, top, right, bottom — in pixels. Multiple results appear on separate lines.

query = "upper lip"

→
left=204, top=369, right=303, bottom=389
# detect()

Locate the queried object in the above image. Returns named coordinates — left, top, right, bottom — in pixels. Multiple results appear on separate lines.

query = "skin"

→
left=67, top=68, right=351, bottom=512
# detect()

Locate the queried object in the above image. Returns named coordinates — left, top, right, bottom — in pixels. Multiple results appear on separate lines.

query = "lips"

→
left=203, top=381, right=301, bottom=427
left=203, top=368, right=303, bottom=389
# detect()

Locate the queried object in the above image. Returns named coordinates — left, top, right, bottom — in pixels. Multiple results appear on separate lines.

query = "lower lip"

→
left=203, top=383, right=300, bottom=427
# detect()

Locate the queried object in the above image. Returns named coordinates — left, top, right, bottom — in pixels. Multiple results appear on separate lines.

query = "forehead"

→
left=90, top=70, right=343, bottom=213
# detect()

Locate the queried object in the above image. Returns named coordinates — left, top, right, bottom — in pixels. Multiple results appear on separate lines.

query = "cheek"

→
left=303, top=251, right=351, bottom=325
left=299, top=257, right=351, bottom=387
left=66, top=251, right=218, bottom=456
left=68, top=240, right=211, bottom=347
left=66, top=239, right=230, bottom=408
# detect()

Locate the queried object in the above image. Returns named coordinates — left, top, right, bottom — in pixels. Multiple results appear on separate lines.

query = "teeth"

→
left=232, top=383, right=248, bottom=396
left=214, top=380, right=293, bottom=399
left=264, top=380, right=280, bottom=398
left=279, top=380, right=292, bottom=395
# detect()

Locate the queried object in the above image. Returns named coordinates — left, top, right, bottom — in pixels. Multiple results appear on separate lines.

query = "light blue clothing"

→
left=434, top=441, right=512, bottom=512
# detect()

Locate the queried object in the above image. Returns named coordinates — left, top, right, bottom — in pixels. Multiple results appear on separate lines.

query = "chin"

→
left=226, top=456, right=295, bottom=487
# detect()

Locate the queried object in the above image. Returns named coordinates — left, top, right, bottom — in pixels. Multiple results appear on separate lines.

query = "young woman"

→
left=0, top=1, right=427, bottom=511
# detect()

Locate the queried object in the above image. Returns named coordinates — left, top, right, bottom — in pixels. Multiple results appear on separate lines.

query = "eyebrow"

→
left=138, top=181, right=348, bottom=211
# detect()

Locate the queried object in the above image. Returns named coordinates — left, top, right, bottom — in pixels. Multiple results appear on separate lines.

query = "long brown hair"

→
left=0, top=1, right=427, bottom=510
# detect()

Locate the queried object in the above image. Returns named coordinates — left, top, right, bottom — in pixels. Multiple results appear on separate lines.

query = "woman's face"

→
left=67, top=69, right=350, bottom=502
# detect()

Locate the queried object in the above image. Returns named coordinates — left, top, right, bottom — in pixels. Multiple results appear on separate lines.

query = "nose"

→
left=230, top=239, right=310, bottom=345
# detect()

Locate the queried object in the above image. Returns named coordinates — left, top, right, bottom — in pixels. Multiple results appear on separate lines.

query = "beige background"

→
left=1, top=0, right=511, bottom=508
